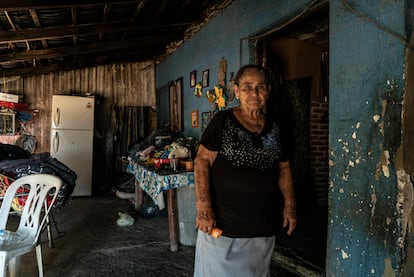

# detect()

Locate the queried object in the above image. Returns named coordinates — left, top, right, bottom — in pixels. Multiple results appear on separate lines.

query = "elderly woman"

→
left=193, top=64, right=296, bottom=277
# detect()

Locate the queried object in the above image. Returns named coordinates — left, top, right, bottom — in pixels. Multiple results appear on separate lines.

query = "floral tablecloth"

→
left=127, top=162, right=194, bottom=206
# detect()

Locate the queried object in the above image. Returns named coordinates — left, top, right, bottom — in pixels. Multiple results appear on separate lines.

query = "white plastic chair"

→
left=0, top=174, right=62, bottom=277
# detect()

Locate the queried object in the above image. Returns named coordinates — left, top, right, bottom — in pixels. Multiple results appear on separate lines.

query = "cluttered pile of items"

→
left=0, top=144, right=77, bottom=209
left=0, top=91, right=76, bottom=209
left=0, top=92, right=37, bottom=137
left=127, top=129, right=198, bottom=172
left=114, top=129, right=198, bottom=219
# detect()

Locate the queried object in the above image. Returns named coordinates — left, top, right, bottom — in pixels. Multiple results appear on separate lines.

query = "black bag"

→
left=138, top=194, right=160, bottom=219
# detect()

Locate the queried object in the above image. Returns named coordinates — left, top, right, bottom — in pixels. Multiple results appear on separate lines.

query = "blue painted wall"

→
left=328, top=0, right=407, bottom=276
left=156, top=0, right=312, bottom=140
left=156, top=0, right=413, bottom=275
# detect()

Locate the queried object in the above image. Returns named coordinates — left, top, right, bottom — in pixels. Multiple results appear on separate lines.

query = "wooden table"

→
left=127, top=162, right=194, bottom=252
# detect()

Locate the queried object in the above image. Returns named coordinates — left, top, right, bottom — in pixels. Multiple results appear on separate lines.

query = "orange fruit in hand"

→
left=210, top=227, right=222, bottom=239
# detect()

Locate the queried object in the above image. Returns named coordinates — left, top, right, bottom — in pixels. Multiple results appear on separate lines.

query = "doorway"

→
left=254, top=1, right=329, bottom=269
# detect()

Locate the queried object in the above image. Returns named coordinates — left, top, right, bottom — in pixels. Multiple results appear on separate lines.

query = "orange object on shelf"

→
left=153, top=158, right=171, bottom=169
left=210, top=227, right=222, bottom=239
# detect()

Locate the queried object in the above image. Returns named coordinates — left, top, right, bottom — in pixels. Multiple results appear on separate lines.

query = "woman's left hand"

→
left=283, top=204, right=297, bottom=235
left=278, top=161, right=296, bottom=235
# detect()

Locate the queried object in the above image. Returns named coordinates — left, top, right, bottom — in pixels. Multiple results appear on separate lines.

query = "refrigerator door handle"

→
left=53, top=107, right=60, bottom=127
left=52, top=131, right=59, bottom=153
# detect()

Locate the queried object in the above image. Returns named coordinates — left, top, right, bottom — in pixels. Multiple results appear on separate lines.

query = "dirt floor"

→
left=15, top=196, right=310, bottom=277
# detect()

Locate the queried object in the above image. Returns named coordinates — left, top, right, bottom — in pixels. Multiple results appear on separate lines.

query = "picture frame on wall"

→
left=191, top=110, right=199, bottom=128
left=169, top=78, right=183, bottom=132
left=190, top=70, right=196, bottom=87
left=201, top=111, right=212, bottom=132
left=202, top=69, right=209, bottom=87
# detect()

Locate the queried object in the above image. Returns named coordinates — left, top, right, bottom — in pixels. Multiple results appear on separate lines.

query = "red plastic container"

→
left=153, top=158, right=170, bottom=169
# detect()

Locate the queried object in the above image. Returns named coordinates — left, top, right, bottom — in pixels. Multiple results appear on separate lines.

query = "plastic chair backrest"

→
left=0, top=174, right=62, bottom=241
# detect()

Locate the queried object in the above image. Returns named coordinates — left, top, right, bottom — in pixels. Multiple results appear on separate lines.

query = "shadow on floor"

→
left=275, top=198, right=328, bottom=276
left=15, top=196, right=311, bottom=277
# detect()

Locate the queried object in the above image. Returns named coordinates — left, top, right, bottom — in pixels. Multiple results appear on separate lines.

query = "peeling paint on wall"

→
left=341, top=249, right=350, bottom=259
left=328, top=63, right=404, bottom=277
left=381, top=79, right=403, bottom=160
left=382, top=150, right=391, bottom=178
left=370, top=186, right=377, bottom=220
left=327, top=0, right=406, bottom=275
left=396, top=169, right=413, bottom=251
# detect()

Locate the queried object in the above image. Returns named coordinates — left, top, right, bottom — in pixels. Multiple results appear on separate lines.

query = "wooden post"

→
left=167, top=188, right=179, bottom=252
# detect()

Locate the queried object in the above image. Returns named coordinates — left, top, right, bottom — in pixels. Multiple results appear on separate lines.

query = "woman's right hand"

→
left=195, top=202, right=216, bottom=234
left=194, top=144, right=218, bottom=234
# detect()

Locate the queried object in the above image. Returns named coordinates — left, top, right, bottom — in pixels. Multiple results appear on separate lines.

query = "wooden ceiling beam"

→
left=0, top=51, right=159, bottom=77
left=0, top=34, right=180, bottom=63
left=29, top=9, right=48, bottom=48
left=0, top=11, right=16, bottom=52
left=0, top=1, right=142, bottom=11
left=0, top=0, right=230, bottom=76
left=177, top=0, right=192, bottom=13
left=71, top=6, right=79, bottom=46
left=155, top=0, right=168, bottom=17
left=121, top=0, right=146, bottom=40
left=0, top=20, right=191, bottom=44
left=29, top=8, right=53, bottom=65
left=99, top=4, right=111, bottom=41
left=132, top=1, right=146, bottom=19
left=4, top=10, right=29, bottom=68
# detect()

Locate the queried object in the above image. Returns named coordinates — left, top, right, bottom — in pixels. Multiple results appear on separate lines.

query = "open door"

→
left=254, top=2, right=329, bottom=270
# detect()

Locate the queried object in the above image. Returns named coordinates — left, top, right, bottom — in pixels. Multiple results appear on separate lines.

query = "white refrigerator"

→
left=50, top=95, right=95, bottom=196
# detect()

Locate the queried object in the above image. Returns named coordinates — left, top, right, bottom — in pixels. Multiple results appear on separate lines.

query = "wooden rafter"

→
left=120, top=0, right=146, bottom=40
left=0, top=1, right=142, bottom=11
left=29, top=8, right=52, bottom=65
left=0, top=0, right=233, bottom=77
left=0, top=34, right=181, bottom=63
left=71, top=6, right=79, bottom=46
left=155, top=0, right=168, bottom=17
left=177, top=0, right=191, bottom=14
left=0, top=48, right=160, bottom=77
left=29, top=9, right=48, bottom=48
left=99, top=4, right=111, bottom=41
left=4, top=10, right=31, bottom=69
left=2, top=11, right=17, bottom=52
left=0, top=12, right=15, bottom=53
left=0, top=20, right=191, bottom=45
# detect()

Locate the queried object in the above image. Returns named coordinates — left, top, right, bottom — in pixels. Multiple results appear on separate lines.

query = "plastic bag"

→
left=116, top=212, right=135, bottom=227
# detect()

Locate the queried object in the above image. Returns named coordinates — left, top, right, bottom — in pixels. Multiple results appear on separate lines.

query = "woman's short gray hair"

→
left=234, top=64, right=268, bottom=85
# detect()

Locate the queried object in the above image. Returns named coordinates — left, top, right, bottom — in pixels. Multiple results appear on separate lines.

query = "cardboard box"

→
left=0, top=92, right=19, bottom=103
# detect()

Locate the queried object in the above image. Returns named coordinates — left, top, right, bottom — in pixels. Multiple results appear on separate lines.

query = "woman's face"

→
left=234, top=69, right=269, bottom=111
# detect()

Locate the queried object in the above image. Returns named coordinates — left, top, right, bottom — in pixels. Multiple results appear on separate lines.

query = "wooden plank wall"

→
left=0, top=60, right=156, bottom=194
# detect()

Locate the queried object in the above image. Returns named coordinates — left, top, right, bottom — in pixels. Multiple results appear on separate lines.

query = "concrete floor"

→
left=14, top=196, right=325, bottom=277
